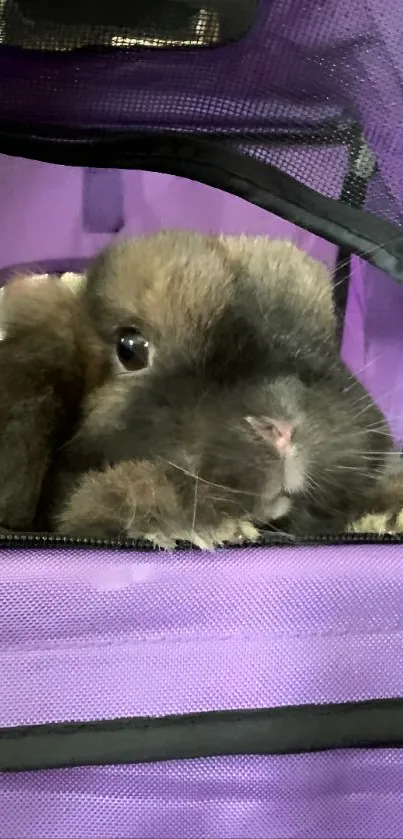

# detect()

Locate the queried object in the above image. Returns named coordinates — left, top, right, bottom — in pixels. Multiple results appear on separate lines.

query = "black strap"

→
left=2, top=698, right=403, bottom=772
left=0, top=127, right=402, bottom=280
left=333, top=134, right=377, bottom=337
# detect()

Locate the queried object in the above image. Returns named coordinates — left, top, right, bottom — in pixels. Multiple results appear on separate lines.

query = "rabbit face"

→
left=52, top=232, right=391, bottom=544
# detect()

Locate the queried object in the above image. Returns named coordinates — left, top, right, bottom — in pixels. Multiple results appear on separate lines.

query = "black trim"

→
left=2, top=698, right=403, bottom=772
left=333, top=140, right=374, bottom=332
left=0, top=128, right=402, bottom=280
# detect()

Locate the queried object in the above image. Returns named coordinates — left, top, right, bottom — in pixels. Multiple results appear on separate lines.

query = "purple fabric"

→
left=82, top=168, right=124, bottom=233
left=0, top=155, right=338, bottom=271
left=342, top=257, right=403, bottom=445
left=0, top=155, right=338, bottom=273
left=2, top=544, right=403, bottom=837
left=1, top=752, right=403, bottom=839
left=3, top=543, right=403, bottom=726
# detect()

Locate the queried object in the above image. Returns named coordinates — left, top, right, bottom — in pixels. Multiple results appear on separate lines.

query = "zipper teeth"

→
left=0, top=531, right=402, bottom=550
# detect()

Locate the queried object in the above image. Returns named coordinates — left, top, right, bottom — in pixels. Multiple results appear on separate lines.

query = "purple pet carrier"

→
left=1, top=0, right=403, bottom=836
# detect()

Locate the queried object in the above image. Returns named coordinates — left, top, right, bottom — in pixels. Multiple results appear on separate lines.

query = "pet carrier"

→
left=1, top=0, right=403, bottom=836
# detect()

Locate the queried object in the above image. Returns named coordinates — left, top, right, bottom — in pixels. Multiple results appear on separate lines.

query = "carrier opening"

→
left=0, top=162, right=401, bottom=548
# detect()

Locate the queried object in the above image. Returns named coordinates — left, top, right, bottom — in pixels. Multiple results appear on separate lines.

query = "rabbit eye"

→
left=115, top=327, right=149, bottom=371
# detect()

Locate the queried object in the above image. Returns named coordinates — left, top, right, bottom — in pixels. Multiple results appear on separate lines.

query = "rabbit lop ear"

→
left=218, top=235, right=337, bottom=338
left=0, top=273, right=100, bottom=531
left=0, top=358, right=62, bottom=531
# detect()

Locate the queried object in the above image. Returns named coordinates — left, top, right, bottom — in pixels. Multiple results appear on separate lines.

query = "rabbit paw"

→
left=349, top=509, right=403, bottom=534
left=156, top=518, right=260, bottom=550
left=55, top=461, right=260, bottom=549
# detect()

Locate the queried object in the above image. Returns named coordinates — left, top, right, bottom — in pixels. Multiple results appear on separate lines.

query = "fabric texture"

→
left=2, top=752, right=403, bottom=839
left=2, top=543, right=403, bottom=837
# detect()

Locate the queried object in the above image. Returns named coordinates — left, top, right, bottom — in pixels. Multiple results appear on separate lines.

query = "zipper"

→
left=0, top=531, right=402, bottom=550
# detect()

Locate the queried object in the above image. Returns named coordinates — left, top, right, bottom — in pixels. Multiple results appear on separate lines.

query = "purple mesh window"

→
left=0, top=0, right=402, bottom=228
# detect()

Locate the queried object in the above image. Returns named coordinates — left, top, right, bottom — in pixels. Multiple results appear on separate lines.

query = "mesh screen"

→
left=0, top=0, right=401, bottom=228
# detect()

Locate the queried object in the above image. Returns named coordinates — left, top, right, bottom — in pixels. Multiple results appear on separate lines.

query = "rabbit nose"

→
left=245, top=416, right=294, bottom=454
left=270, top=420, right=293, bottom=450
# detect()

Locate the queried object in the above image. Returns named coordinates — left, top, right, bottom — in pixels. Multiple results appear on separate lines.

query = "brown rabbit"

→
left=42, top=231, right=393, bottom=547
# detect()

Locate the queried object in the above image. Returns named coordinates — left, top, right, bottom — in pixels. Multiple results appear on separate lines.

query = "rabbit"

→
left=0, top=272, right=110, bottom=532
left=41, top=230, right=393, bottom=547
